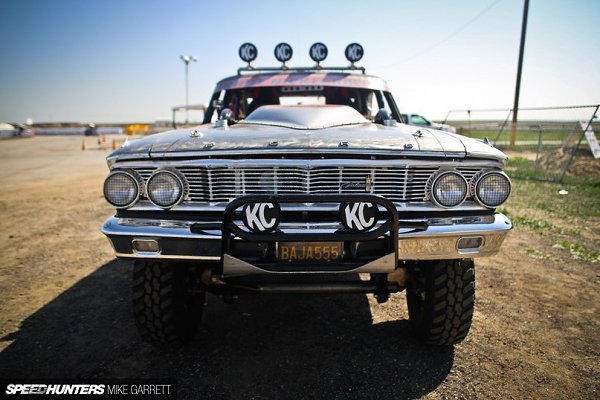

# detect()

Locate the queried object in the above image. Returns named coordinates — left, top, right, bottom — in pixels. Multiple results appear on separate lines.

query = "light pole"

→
left=180, top=55, right=197, bottom=125
left=510, top=0, right=529, bottom=147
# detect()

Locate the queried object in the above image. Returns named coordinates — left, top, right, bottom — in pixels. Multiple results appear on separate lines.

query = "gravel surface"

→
left=0, top=136, right=598, bottom=399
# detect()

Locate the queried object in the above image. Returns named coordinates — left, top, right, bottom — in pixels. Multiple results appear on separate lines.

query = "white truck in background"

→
left=401, top=113, right=457, bottom=133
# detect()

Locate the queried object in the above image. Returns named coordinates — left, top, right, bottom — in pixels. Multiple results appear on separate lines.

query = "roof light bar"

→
left=236, top=42, right=365, bottom=74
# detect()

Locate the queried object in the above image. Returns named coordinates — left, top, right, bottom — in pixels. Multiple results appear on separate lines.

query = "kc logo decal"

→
left=274, top=43, right=293, bottom=62
left=340, top=202, right=378, bottom=232
left=309, top=42, right=328, bottom=62
left=242, top=203, right=281, bottom=232
left=345, top=43, right=364, bottom=63
left=239, top=43, right=257, bottom=62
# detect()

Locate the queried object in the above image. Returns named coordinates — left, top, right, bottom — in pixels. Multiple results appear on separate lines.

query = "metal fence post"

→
left=534, top=125, right=542, bottom=170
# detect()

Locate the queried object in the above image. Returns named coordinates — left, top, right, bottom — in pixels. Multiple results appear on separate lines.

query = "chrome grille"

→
left=134, top=166, right=484, bottom=203
left=456, top=167, right=481, bottom=182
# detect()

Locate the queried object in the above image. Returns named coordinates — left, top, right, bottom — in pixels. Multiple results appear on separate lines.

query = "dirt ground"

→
left=0, top=136, right=598, bottom=399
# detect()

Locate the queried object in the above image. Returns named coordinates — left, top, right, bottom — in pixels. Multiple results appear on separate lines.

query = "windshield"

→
left=410, top=114, right=431, bottom=126
left=203, top=86, right=401, bottom=124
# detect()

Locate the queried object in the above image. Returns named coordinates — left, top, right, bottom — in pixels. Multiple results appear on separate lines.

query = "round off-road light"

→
left=339, top=202, right=378, bottom=232
left=309, top=42, right=328, bottom=63
left=274, top=42, right=293, bottom=63
left=146, top=169, right=186, bottom=209
left=103, top=170, right=141, bottom=208
left=475, top=171, right=511, bottom=208
left=242, top=202, right=281, bottom=233
left=431, top=171, right=468, bottom=208
left=345, top=43, right=364, bottom=63
left=239, top=42, right=257, bottom=63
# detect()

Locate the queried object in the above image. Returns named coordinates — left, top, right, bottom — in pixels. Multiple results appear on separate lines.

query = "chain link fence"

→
left=441, top=105, right=599, bottom=183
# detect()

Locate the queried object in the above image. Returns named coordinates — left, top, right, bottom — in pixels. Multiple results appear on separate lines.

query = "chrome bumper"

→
left=102, top=213, right=512, bottom=263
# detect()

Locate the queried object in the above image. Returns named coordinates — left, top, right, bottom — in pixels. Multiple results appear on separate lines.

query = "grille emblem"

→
left=340, top=175, right=373, bottom=192
left=340, top=182, right=365, bottom=190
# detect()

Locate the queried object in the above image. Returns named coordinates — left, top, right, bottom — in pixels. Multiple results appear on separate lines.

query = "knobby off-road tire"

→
left=132, top=261, right=206, bottom=348
left=406, top=259, right=475, bottom=346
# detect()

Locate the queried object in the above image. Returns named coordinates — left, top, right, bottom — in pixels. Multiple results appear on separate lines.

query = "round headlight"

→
left=146, top=170, right=185, bottom=208
left=431, top=171, right=468, bottom=207
left=475, top=171, right=511, bottom=208
left=103, top=170, right=140, bottom=208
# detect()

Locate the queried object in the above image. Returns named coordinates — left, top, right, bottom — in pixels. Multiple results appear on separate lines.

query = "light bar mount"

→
left=236, top=65, right=366, bottom=76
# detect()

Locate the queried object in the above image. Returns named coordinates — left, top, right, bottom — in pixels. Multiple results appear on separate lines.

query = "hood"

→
left=110, top=105, right=506, bottom=162
left=430, top=122, right=457, bottom=134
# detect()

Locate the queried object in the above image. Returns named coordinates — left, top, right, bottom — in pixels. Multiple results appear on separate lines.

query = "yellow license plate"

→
left=277, top=242, right=343, bottom=262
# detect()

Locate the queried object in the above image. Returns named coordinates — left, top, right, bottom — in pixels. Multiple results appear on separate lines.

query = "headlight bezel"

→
left=145, top=168, right=188, bottom=209
left=430, top=171, right=469, bottom=208
left=474, top=170, right=512, bottom=208
left=103, top=169, right=143, bottom=209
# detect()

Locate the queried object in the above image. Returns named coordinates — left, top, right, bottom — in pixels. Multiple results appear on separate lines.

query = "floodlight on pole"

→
left=180, top=55, right=198, bottom=125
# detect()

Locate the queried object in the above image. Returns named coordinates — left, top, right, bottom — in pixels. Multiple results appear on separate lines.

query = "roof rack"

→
left=237, top=65, right=366, bottom=76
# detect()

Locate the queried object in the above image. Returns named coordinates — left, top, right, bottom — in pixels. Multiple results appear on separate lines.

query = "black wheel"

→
left=132, top=261, right=205, bottom=347
left=406, top=259, right=475, bottom=346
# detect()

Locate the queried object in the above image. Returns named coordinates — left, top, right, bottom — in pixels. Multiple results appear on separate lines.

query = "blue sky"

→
left=0, top=0, right=599, bottom=123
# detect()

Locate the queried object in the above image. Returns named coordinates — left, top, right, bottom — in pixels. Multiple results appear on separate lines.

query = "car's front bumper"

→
left=102, top=213, right=512, bottom=265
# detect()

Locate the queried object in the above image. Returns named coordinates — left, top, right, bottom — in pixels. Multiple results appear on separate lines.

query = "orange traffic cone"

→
left=112, top=139, right=117, bottom=150
left=81, top=139, right=87, bottom=151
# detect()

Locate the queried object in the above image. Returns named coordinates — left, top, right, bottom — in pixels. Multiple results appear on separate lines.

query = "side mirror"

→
left=215, top=108, right=234, bottom=128
left=220, top=108, right=234, bottom=122
left=374, top=109, right=395, bottom=126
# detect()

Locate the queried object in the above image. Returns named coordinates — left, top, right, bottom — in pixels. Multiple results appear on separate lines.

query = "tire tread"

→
left=132, top=261, right=204, bottom=348
left=407, top=259, right=476, bottom=346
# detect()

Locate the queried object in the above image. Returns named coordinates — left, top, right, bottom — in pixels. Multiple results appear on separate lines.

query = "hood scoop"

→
left=240, top=105, right=369, bottom=130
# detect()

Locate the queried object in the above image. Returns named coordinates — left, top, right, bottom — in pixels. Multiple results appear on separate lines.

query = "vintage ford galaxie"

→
left=102, top=43, right=512, bottom=347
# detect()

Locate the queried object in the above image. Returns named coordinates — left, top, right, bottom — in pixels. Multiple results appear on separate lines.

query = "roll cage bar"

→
left=200, top=66, right=402, bottom=125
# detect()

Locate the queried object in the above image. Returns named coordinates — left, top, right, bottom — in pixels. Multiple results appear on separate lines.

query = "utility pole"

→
left=510, top=0, right=529, bottom=147
left=180, top=55, right=197, bottom=125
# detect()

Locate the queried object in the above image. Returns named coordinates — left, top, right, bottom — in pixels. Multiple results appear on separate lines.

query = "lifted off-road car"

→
left=102, top=43, right=512, bottom=347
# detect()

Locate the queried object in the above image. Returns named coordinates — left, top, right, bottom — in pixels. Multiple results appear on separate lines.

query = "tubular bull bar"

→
left=218, top=194, right=401, bottom=298
left=220, top=194, right=400, bottom=276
